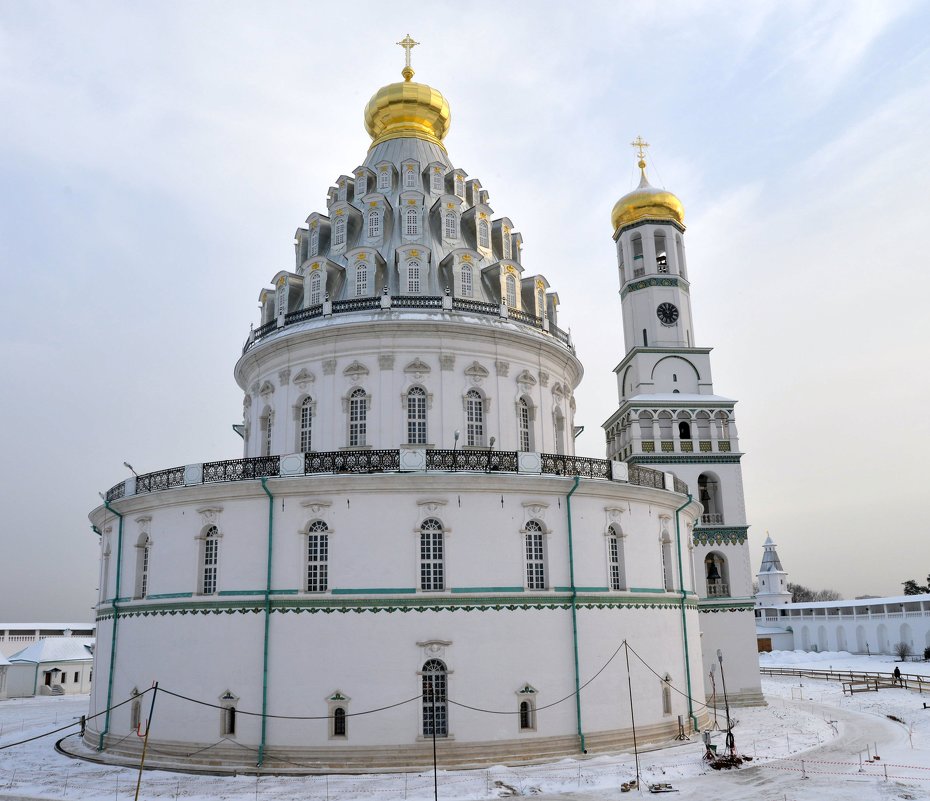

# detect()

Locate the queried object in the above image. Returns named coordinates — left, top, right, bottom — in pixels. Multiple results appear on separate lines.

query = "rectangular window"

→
left=356, top=176, right=366, bottom=197
left=407, top=388, right=427, bottom=444
left=432, top=170, right=443, bottom=192
left=404, top=166, right=416, bottom=188
left=608, top=534, right=625, bottom=590
left=307, top=533, right=329, bottom=592
left=466, top=392, right=484, bottom=447
left=74, top=671, right=79, bottom=683
left=378, top=170, right=390, bottom=190
left=525, top=527, right=546, bottom=589
left=222, top=705, right=236, bottom=736
left=349, top=393, right=367, bottom=447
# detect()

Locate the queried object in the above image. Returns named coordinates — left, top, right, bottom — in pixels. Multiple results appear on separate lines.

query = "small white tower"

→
left=755, top=534, right=792, bottom=607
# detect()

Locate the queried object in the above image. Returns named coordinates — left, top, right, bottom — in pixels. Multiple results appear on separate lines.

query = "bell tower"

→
left=603, top=139, right=763, bottom=706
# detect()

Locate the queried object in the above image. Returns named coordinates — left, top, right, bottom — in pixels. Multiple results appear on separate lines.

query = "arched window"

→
left=348, top=389, right=367, bottom=447
left=135, top=536, right=150, bottom=599
left=405, top=207, right=419, bottom=237
left=655, top=232, right=668, bottom=273
left=444, top=211, right=457, bottom=239
left=662, top=676, right=672, bottom=714
left=377, top=169, right=390, bottom=191
left=404, top=166, right=416, bottom=188
left=419, top=518, right=444, bottom=591
left=431, top=170, right=444, bottom=192
left=309, top=227, right=319, bottom=256
left=518, top=397, right=531, bottom=452
left=220, top=696, right=237, bottom=736
left=697, top=473, right=722, bottom=524
left=355, top=263, right=368, bottom=296
left=333, top=217, right=346, bottom=247
left=525, top=520, right=546, bottom=589
left=276, top=283, right=287, bottom=317
left=454, top=176, right=464, bottom=197
left=355, top=175, right=366, bottom=198
left=631, top=233, right=644, bottom=274
left=704, top=552, right=728, bottom=598
left=200, top=525, right=219, bottom=595
left=299, top=397, right=313, bottom=452
left=465, top=389, right=484, bottom=446
left=309, top=271, right=322, bottom=305
left=460, top=263, right=473, bottom=297
left=661, top=532, right=674, bottom=591
left=678, top=421, right=691, bottom=439
left=553, top=408, right=565, bottom=456
left=537, top=287, right=545, bottom=317
left=519, top=699, right=535, bottom=730
left=607, top=524, right=626, bottom=590
left=263, top=410, right=274, bottom=456
left=332, top=707, right=346, bottom=737
left=478, top=219, right=490, bottom=249
left=407, top=386, right=428, bottom=445
left=502, top=232, right=512, bottom=259
left=421, top=659, right=448, bottom=737
left=306, top=520, right=329, bottom=592
left=407, top=259, right=421, bottom=294
left=367, top=209, right=380, bottom=239
left=505, top=274, right=517, bottom=308
left=130, top=694, right=141, bottom=731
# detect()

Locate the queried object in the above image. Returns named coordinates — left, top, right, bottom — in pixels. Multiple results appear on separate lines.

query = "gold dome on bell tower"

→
left=611, top=137, right=685, bottom=232
left=364, top=35, right=452, bottom=151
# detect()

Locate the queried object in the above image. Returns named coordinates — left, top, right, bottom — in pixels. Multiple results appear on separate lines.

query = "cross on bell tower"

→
left=397, top=33, right=420, bottom=81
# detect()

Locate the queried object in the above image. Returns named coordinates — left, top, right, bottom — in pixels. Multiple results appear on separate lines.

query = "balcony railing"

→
left=701, top=513, right=724, bottom=525
left=104, top=450, right=689, bottom=501
left=246, top=295, right=573, bottom=353
left=706, top=582, right=729, bottom=598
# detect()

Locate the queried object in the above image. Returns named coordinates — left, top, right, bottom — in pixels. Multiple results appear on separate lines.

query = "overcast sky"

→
left=2, top=1, right=928, bottom=621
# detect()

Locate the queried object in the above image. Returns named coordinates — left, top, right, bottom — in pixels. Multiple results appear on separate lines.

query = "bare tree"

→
left=894, top=641, right=912, bottom=661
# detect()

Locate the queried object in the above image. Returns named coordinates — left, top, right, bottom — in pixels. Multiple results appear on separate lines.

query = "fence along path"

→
left=760, top=666, right=929, bottom=694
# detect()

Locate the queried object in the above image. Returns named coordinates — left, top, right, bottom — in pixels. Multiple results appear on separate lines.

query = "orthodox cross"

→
left=397, top=34, right=420, bottom=80
left=631, top=135, right=650, bottom=174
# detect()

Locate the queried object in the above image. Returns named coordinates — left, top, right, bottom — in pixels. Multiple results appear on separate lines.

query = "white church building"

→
left=80, top=45, right=762, bottom=772
left=755, top=535, right=930, bottom=655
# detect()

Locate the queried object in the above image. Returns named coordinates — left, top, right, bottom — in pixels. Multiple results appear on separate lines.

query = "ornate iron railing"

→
left=628, top=464, right=666, bottom=490
left=332, top=298, right=381, bottom=313
left=254, top=320, right=277, bottom=338
left=245, top=295, right=573, bottom=353
left=135, top=466, right=186, bottom=494
left=540, top=453, right=611, bottom=479
left=392, top=295, right=443, bottom=308
left=103, top=451, right=686, bottom=500
left=425, top=449, right=519, bottom=472
left=285, top=305, right=323, bottom=324
left=202, top=456, right=280, bottom=483
left=452, top=298, right=499, bottom=315
left=508, top=309, right=541, bottom=326
left=305, top=450, right=401, bottom=474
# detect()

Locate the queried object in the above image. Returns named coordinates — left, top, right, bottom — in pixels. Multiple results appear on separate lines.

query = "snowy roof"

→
left=8, top=637, right=94, bottom=664
left=755, top=626, right=790, bottom=635
left=625, top=393, right=735, bottom=404
left=758, top=537, right=784, bottom=573
left=0, top=623, right=94, bottom=631
left=777, top=592, right=930, bottom=611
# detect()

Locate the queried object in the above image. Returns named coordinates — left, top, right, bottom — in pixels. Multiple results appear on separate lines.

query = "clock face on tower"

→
left=656, top=302, right=679, bottom=326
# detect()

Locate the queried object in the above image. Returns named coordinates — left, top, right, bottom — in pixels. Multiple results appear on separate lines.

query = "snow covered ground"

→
left=1, top=653, right=929, bottom=801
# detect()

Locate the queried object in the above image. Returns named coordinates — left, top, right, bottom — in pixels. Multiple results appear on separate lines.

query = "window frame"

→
left=406, top=386, right=428, bottom=445
left=607, top=524, right=626, bottom=591
left=465, top=389, right=484, bottom=447
left=305, top=520, right=329, bottom=593
left=418, top=517, right=445, bottom=592
left=200, top=525, right=220, bottom=596
left=421, top=659, right=449, bottom=738
left=348, top=388, right=368, bottom=447
left=524, top=520, right=547, bottom=590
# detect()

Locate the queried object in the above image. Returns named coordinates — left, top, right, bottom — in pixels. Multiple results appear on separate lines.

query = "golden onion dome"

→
left=611, top=159, right=685, bottom=232
left=364, top=65, right=451, bottom=151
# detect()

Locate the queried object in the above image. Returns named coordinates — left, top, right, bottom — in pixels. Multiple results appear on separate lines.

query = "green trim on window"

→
left=218, top=589, right=299, bottom=596
left=554, top=586, right=610, bottom=593
left=629, top=587, right=668, bottom=594
left=330, top=588, right=418, bottom=595
left=146, top=592, right=194, bottom=600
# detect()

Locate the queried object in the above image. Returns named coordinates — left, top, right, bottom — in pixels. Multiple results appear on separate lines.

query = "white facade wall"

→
left=88, top=472, right=706, bottom=765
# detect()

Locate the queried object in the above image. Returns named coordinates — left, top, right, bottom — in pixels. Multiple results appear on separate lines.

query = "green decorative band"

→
left=627, top=454, right=743, bottom=465
left=94, top=593, right=700, bottom=621
left=144, top=592, right=194, bottom=600
left=554, top=586, right=610, bottom=593
left=620, top=276, right=687, bottom=300
left=692, top=526, right=749, bottom=546
left=330, top=587, right=418, bottom=595
left=218, top=589, right=299, bottom=596
left=451, top=587, right=525, bottom=593
left=697, top=600, right=756, bottom=613
left=629, top=587, right=667, bottom=594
